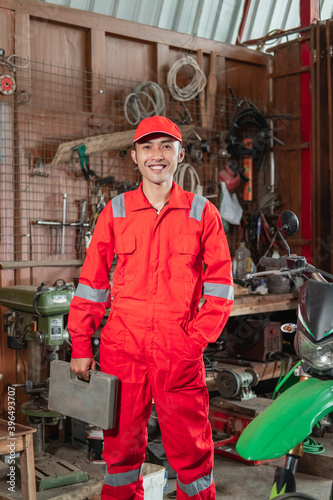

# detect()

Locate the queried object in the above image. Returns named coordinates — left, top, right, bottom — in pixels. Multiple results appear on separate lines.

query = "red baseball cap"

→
left=133, top=116, right=183, bottom=146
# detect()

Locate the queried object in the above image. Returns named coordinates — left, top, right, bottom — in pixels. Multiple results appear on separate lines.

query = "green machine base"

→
left=17, top=453, right=89, bottom=491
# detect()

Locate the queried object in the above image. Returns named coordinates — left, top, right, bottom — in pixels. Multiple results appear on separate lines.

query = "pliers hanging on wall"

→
left=73, top=143, right=97, bottom=181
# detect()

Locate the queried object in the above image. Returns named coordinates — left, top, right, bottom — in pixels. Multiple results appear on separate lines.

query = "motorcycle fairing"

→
left=236, top=377, right=333, bottom=461
left=299, top=279, right=333, bottom=341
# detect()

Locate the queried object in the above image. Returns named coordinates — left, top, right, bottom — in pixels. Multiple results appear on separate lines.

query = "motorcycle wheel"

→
left=274, top=494, right=317, bottom=499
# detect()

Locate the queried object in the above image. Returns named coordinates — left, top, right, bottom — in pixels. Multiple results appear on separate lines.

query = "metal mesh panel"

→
left=0, top=57, right=266, bottom=264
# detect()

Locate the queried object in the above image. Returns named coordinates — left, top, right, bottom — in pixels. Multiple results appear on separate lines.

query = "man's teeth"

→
left=150, top=166, right=164, bottom=170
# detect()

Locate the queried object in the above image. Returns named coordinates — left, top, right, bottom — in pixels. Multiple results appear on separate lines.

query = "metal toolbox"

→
left=48, top=360, right=118, bottom=430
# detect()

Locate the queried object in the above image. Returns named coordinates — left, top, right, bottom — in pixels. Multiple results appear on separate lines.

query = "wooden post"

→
left=197, top=49, right=207, bottom=128
left=20, top=433, right=36, bottom=500
left=13, top=12, right=31, bottom=285
left=206, top=51, right=218, bottom=129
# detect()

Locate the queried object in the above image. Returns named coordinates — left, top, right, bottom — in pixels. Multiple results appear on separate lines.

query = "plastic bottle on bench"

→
left=235, top=242, right=251, bottom=279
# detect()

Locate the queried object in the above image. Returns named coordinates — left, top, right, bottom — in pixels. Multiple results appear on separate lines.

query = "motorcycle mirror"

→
left=277, top=210, right=299, bottom=237
left=281, top=323, right=297, bottom=334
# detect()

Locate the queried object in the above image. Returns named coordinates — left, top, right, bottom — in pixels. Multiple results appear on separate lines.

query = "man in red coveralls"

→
left=68, top=116, right=234, bottom=499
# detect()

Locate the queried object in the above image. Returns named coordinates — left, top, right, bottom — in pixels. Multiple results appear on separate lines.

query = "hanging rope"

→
left=124, top=81, right=166, bottom=125
left=174, top=162, right=202, bottom=194
left=0, top=53, right=30, bottom=71
left=167, top=55, right=206, bottom=102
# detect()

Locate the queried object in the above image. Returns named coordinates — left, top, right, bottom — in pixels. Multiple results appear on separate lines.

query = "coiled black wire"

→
left=228, top=107, right=269, bottom=171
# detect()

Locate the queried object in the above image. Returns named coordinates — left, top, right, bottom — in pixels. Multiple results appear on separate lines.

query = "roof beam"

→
left=236, top=0, right=252, bottom=44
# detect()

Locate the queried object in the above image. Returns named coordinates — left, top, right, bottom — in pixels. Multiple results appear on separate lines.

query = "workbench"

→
left=230, top=291, right=298, bottom=317
left=206, top=290, right=299, bottom=391
left=198, top=290, right=298, bottom=316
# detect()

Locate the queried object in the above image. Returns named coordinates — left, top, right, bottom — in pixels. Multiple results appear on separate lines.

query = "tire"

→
left=275, top=494, right=317, bottom=500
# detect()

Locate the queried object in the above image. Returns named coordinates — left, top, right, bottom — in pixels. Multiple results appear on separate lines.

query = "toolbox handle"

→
left=69, top=367, right=94, bottom=386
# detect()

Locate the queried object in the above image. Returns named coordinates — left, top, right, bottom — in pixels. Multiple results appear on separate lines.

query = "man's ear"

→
left=131, top=149, right=138, bottom=164
left=178, top=147, right=185, bottom=163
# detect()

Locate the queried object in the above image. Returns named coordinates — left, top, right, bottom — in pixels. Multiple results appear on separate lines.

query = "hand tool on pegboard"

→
left=92, top=175, right=115, bottom=195
left=91, top=194, right=106, bottom=230
left=76, top=199, right=87, bottom=251
left=175, top=101, right=193, bottom=125
left=61, top=193, right=67, bottom=254
left=85, top=194, right=107, bottom=250
left=34, top=194, right=90, bottom=254
left=191, top=128, right=210, bottom=153
left=73, top=143, right=97, bottom=181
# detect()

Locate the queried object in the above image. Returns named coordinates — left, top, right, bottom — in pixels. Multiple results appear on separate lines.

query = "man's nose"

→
left=150, top=145, right=164, bottom=159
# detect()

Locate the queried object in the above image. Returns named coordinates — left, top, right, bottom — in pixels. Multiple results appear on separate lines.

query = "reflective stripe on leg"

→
left=104, top=466, right=142, bottom=487
left=178, top=472, right=213, bottom=497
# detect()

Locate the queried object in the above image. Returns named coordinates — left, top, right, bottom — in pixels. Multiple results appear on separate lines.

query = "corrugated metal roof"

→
left=41, top=0, right=333, bottom=50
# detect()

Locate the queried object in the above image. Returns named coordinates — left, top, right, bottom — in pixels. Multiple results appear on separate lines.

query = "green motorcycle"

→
left=236, top=211, right=333, bottom=500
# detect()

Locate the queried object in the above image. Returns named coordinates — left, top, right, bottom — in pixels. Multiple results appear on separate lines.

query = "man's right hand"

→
left=70, top=357, right=96, bottom=381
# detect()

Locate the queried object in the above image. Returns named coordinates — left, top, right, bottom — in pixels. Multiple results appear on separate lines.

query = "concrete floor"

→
left=0, top=436, right=332, bottom=499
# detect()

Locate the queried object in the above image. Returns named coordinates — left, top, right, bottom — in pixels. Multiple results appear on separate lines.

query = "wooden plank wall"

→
left=270, top=38, right=311, bottom=259
left=0, top=0, right=271, bottom=419
left=0, top=0, right=271, bottom=284
left=0, top=1, right=271, bottom=281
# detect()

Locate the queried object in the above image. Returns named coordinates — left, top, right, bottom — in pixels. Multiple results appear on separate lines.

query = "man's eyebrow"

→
left=141, top=139, right=173, bottom=145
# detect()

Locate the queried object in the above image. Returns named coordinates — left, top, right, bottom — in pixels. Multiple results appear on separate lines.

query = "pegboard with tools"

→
left=0, top=54, right=270, bottom=265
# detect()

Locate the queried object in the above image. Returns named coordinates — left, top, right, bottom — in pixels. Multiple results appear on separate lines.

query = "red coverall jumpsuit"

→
left=68, top=181, right=234, bottom=500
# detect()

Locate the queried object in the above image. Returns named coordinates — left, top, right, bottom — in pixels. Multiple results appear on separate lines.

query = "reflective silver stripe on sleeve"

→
left=203, top=282, right=234, bottom=300
left=189, top=194, right=207, bottom=221
left=178, top=472, right=213, bottom=497
left=112, top=193, right=125, bottom=218
left=75, top=283, right=109, bottom=303
left=104, top=466, right=142, bottom=487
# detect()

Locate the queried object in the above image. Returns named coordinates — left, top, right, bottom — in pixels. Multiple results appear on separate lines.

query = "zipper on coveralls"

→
left=153, top=202, right=169, bottom=220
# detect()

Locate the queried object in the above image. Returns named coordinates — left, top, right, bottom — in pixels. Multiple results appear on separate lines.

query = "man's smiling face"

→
left=131, top=133, right=185, bottom=188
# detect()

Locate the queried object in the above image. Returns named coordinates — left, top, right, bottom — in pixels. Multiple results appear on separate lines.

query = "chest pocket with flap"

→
left=113, top=234, right=137, bottom=283
left=172, top=234, right=201, bottom=282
